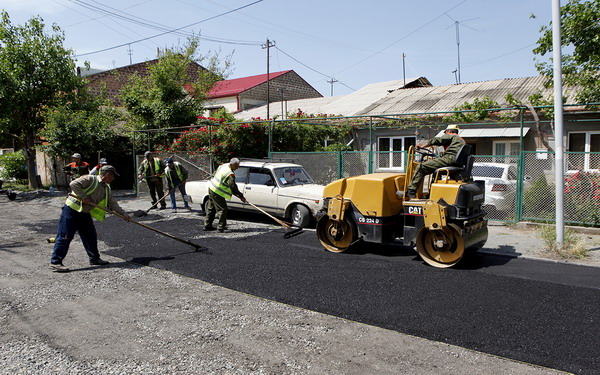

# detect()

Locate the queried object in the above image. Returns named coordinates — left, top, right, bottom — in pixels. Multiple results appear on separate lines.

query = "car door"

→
left=244, top=167, right=280, bottom=214
left=229, top=166, right=249, bottom=209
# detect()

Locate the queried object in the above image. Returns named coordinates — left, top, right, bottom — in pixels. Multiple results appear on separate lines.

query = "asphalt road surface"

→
left=98, top=212, right=600, bottom=375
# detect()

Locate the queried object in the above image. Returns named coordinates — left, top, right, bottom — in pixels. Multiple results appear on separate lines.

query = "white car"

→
left=471, top=162, right=531, bottom=212
left=186, top=160, right=325, bottom=227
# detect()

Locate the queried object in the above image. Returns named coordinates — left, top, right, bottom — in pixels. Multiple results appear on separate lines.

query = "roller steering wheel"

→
left=415, top=146, right=437, bottom=158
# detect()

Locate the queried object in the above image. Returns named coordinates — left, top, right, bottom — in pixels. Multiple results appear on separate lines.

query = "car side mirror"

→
left=266, top=180, right=274, bottom=186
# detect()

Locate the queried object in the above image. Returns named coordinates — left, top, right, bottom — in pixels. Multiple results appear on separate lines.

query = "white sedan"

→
left=471, top=162, right=531, bottom=212
left=186, top=160, right=325, bottom=227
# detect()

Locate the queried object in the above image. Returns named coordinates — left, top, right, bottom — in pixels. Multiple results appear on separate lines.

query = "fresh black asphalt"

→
left=89, top=213, right=600, bottom=375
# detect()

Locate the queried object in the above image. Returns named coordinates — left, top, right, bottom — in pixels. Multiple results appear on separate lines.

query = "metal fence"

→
left=271, top=150, right=600, bottom=226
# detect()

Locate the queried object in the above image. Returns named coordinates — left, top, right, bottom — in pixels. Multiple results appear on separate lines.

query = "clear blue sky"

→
left=3, top=0, right=553, bottom=96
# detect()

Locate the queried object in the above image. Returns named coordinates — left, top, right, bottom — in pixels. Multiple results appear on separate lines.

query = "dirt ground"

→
left=0, top=192, right=577, bottom=374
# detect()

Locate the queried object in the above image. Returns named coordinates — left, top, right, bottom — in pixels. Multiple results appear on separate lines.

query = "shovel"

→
left=134, top=182, right=181, bottom=217
left=69, top=194, right=204, bottom=251
left=245, top=201, right=303, bottom=239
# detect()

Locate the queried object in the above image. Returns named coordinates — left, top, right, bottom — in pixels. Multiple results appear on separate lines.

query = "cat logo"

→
left=407, top=206, right=423, bottom=215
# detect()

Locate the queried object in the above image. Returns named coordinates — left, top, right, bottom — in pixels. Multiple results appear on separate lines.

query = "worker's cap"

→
left=100, top=165, right=120, bottom=176
left=99, top=158, right=108, bottom=165
left=165, top=157, right=174, bottom=164
left=445, top=124, right=460, bottom=131
left=144, top=151, right=153, bottom=158
left=71, top=153, right=82, bottom=158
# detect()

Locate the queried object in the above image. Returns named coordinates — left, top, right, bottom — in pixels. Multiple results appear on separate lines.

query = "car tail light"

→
left=491, top=183, right=508, bottom=191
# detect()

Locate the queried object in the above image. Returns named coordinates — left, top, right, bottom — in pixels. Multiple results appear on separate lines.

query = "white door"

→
left=244, top=168, right=280, bottom=214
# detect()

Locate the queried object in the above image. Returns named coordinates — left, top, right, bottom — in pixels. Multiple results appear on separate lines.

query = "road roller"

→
left=316, top=145, right=488, bottom=268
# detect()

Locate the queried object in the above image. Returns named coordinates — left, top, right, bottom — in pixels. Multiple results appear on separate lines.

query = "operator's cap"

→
left=99, top=158, right=108, bottom=165
left=71, top=153, right=82, bottom=158
left=144, top=151, right=152, bottom=158
left=100, top=165, right=120, bottom=176
left=446, top=124, right=460, bottom=130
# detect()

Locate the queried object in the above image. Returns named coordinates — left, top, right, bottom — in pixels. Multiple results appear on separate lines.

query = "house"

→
left=83, top=58, right=206, bottom=106
left=204, top=70, right=323, bottom=116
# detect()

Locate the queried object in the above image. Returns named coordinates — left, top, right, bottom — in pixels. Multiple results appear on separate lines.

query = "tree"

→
left=0, top=11, right=81, bottom=188
left=533, top=0, right=600, bottom=104
left=120, top=36, right=232, bottom=151
left=40, top=86, right=121, bottom=159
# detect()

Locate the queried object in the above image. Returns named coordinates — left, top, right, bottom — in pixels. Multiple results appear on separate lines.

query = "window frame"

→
left=377, top=136, right=415, bottom=171
left=567, top=131, right=600, bottom=171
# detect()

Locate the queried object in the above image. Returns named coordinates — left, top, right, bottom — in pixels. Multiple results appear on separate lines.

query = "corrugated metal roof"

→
left=436, top=127, right=530, bottom=138
left=359, top=76, right=576, bottom=116
left=235, top=77, right=428, bottom=120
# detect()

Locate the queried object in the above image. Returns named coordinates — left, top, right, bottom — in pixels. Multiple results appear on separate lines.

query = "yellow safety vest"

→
left=141, top=158, right=164, bottom=178
left=166, top=162, right=184, bottom=188
left=65, top=176, right=110, bottom=221
left=209, top=164, right=233, bottom=200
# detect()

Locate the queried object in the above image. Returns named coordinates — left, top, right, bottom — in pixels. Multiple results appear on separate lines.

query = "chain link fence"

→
left=270, top=150, right=600, bottom=226
left=136, top=152, right=213, bottom=200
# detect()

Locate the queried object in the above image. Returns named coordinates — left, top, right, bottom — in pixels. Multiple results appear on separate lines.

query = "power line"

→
left=333, top=0, right=467, bottom=76
left=74, top=0, right=264, bottom=58
left=275, top=46, right=355, bottom=92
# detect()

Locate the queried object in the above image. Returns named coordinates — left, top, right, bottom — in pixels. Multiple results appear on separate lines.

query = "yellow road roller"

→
left=316, top=145, right=488, bottom=268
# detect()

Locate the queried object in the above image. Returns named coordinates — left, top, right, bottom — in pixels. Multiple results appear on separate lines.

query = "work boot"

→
left=89, top=258, right=109, bottom=266
left=406, top=189, right=416, bottom=199
left=50, top=263, right=70, bottom=273
left=172, top=208, right=177, bottom=213
left=204, top=226, right=216, bottom=231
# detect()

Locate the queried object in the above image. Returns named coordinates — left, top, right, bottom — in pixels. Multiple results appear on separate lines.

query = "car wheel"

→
left=201, top=197, right=210, bottom=213
left=290, top=204, right=311, bottom=228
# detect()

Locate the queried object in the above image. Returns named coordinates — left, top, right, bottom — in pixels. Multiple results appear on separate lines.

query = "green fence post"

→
left=132, top=131, right=138, bottom=195
left=338, top=150, right=343, bottom=179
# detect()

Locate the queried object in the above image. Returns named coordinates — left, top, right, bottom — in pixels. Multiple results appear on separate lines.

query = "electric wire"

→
left=74, top=0, right=264, bottom=57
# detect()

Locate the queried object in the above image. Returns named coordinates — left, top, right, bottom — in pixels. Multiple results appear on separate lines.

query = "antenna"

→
left=445, top=15, right=478, bottom=84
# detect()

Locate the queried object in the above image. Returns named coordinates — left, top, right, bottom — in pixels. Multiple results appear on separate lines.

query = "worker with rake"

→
left=204, top=158, right=246, bottom=232
left=138, top=151, right=167, bottom=210
left=50, top=165, right=130, bottom=273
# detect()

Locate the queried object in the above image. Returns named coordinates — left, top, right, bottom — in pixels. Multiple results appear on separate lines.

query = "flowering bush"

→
left=563, top=171, right=600, bottom=225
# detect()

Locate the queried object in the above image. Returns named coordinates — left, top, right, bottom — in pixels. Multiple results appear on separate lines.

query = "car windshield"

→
left=273, top=167, right=314, bottom=186
left=472, top=165, right=505, bottom=178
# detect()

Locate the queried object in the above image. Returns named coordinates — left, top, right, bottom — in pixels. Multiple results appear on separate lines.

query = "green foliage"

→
left=563, top=171, right=600, bottom=225
left=533, top=0, right=600, bottom=104
left=120, top=36, right=233, bottom=151
left=0, top=151, right=27, bottom=181
left=41, top=87, right=121, bottom=158
left=0, top=11, right=82, bottom=187
left=523, top=174, right=555, bottom=219
left=539, top=225, right=588, bottom=259
left=160, top=117, right=268, bottom=164
left=447, top=96, right=507, bottom=123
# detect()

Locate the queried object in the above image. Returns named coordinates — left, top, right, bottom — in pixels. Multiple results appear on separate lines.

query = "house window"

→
left=568, top=132, right=600, bottom=171
left=493, top=140, right=520, bottom=163
left=377, top=136, right=415, bottom=170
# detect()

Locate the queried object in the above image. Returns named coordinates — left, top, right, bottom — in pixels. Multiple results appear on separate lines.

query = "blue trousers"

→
left=169, top=182, right=190, bottom=209
left=51, top=205, right=100, bottom=264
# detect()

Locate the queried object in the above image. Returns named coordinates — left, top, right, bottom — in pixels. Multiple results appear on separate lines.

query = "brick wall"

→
left=84, top=59, right=205, bottom=105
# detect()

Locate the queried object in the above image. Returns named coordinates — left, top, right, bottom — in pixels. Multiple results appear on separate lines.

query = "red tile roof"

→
left=208, top=70, right=291, bottom=98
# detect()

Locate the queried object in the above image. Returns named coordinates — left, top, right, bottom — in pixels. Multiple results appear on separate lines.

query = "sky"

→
left=2, top=0, right=554, bottom=97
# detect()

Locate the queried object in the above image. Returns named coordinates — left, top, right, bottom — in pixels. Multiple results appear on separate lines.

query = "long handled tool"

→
left=69, top=195, right=204, bottom=251
left=245, top=201, right=303, bottom=239
left=134, top=182, right=181, bottom=217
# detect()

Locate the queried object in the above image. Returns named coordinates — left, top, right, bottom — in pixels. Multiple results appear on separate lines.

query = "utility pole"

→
left=327, top=78, right=338, bottom=96
left=262, top=38, right=275, bottom=119
left=402, top=53, right=406, bottom=87
left=127, top=44, right=133, bottom=65
left=454, top=21, right=461, bottom=84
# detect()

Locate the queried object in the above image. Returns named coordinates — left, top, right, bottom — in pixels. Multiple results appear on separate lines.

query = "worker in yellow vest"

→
left=165, top=157, right=191, bottom=212
left=137, top=151, right=167, bottom=210
left=50, top=165, right=130, bottom=273
left=204, top=158, right=246, bottom=232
